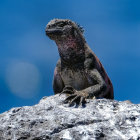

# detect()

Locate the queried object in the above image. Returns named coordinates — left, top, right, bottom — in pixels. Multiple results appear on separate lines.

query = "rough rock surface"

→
left=0, top=94, right=140, bottom=140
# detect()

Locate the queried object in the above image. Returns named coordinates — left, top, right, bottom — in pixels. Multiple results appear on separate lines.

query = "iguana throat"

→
left=55, top=35, right=85, bottom=65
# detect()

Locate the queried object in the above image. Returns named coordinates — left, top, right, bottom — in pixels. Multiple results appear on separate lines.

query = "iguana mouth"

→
left=45, top=28, right=63, bottom=36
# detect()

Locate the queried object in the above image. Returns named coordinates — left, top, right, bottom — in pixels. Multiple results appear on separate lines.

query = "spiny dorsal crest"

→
left=75, top=22, right=84, bottom=34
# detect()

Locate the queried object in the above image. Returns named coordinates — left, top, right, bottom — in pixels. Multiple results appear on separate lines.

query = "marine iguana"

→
left=46, top=19, right=114, bottom=106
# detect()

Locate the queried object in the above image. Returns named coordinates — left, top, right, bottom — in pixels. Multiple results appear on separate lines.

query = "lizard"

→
left=45, top=19, right=114, bottom=106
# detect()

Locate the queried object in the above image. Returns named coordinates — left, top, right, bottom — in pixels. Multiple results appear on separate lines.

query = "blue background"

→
left=0, top=0, right=140, bottom=113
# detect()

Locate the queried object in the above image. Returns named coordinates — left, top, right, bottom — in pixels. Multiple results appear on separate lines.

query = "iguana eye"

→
left=58, top=23, right=65, bottom=27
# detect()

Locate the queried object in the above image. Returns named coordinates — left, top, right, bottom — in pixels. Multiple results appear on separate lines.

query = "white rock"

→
left=0, top=94, right=140, bottom=140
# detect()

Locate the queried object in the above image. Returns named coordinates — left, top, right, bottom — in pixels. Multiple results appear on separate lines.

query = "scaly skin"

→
left=46, top=19, right=114, bottom=106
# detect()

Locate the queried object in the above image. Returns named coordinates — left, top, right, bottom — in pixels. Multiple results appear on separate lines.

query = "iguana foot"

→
left=64, top=91, right=90, bottom=106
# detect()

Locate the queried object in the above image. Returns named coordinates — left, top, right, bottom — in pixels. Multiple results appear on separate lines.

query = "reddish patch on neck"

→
left=56, top=36, right=77, bottom=50
left=55, top=35, right=85, bottom=63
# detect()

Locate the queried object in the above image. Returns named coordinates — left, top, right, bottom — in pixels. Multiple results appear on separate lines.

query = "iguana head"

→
left=46, top=19, right=84, bottom=41
left=46, top=19, right=86, bottom=64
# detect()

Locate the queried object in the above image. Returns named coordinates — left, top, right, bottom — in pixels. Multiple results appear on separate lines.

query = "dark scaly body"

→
left=46, top=19, right=114, bottom=105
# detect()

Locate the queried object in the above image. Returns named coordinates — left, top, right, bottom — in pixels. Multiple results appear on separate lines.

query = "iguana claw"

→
left=64, top=91, right=88, bottom=106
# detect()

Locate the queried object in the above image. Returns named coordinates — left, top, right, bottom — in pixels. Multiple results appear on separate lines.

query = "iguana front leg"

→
left=64, top=69, right=107, bottom=106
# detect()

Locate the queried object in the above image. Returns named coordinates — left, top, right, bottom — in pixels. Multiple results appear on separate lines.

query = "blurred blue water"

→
left=0, top=0, right=140, bottom=113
